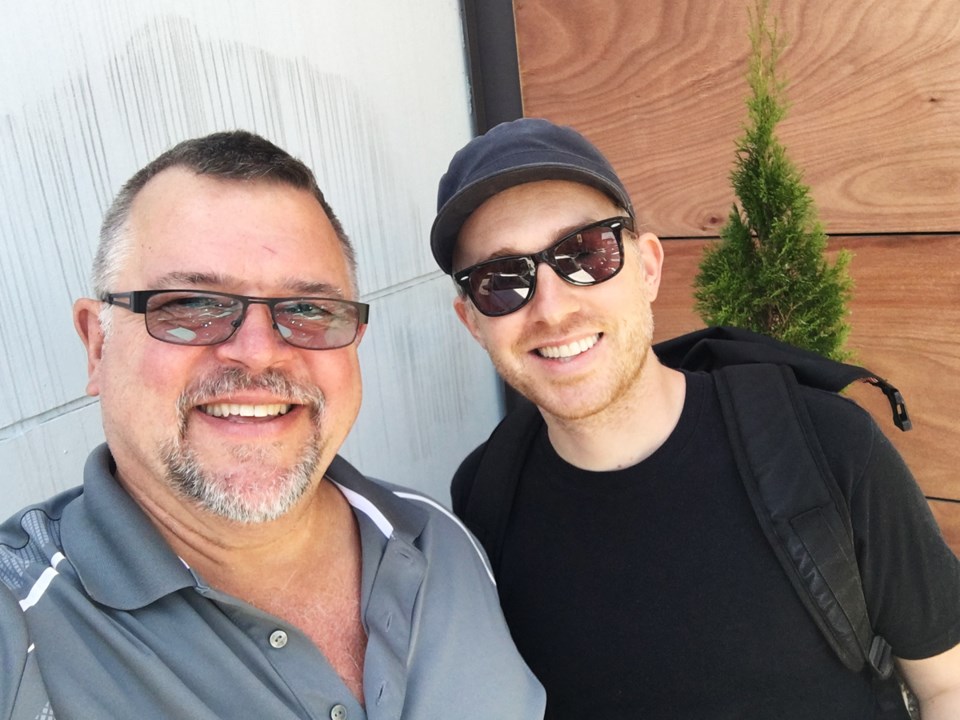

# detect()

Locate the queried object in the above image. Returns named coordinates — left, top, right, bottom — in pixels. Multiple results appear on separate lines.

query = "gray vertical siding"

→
left=0, top=0, right=502, bottom=515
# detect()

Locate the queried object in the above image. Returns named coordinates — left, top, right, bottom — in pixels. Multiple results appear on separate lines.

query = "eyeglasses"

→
left=453, top=216, right=634, bottom=317
left=103, top=290, right=369, bottom=350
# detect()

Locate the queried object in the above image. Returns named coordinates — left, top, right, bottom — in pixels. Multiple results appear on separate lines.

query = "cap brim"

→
left=430, top=164, right=633, bottom=274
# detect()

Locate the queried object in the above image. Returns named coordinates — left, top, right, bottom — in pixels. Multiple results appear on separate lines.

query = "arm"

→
left=807, top=395, right=960, bottom=717
left=0, top=585, right=53, bottom=720
left=898, top=641, right=960, bottom=719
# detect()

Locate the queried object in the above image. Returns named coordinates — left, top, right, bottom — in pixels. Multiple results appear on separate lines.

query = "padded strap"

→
left=655, top=327, right=911, bottom=432
left=459, top=400, right=542, bottom=574
left=714, top=364, right=893, bottom=678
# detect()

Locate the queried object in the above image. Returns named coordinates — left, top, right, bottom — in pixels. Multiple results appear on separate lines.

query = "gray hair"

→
left=93, top=130, right=358, bottom=300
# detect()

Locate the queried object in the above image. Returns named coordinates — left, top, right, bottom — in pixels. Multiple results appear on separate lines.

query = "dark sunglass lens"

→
left=468, top=258, right=534, bottom=316
left=273, top=299, right=359, bottom=349
left=145, top=292, right=241, bottom=345
left=553, top=224, right=623, bottom=284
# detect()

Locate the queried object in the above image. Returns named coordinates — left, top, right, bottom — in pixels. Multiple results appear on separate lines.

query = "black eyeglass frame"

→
left=452, top=215, right=635, bottom=317
left=103, top=289, right=370, bottom=350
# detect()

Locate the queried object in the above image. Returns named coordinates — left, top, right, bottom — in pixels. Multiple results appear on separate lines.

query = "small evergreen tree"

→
left=693, top=0, right=853, bottom=361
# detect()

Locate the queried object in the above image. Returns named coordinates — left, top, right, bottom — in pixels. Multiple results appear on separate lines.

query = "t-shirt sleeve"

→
left=805, top=387, right=960, bottom=659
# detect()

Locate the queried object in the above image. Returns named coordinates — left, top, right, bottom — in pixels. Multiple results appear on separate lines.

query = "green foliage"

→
left=693, top=0, right=853, bottom=360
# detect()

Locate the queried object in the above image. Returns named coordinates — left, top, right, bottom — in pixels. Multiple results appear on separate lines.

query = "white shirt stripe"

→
left=393, top=491, right=496, bottom=585
left=333, top=482, right=395, bottom=537
left=332, top=482, right=495, bottom=586
left=20, top=552, right=66, bottom=611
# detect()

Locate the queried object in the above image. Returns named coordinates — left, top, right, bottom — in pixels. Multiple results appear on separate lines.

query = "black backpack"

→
left=453, top=327, right=913, bottom=716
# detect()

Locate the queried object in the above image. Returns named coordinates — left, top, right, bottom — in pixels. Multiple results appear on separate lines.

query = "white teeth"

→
left=200, top=403, right=292, bottom=418
left=537, top=334, right=599, bottom=359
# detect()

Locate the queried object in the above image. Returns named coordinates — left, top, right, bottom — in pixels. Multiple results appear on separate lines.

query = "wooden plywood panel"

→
left=653, top=234, right=960, bottom=503
left=515, top=0, right=960, bottom=237
left=929, top=501, right=960, bottom=556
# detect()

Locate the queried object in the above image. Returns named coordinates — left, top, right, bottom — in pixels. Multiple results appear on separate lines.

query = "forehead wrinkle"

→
left=148, top=271, right=346, bottom=298
left=150, top=271, right=233, bottom=289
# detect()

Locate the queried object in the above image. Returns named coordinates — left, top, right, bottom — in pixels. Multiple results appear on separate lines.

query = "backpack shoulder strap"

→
left=714, top=363, right=894, bottom=679
left=655, top=327, right=911, bottom=431
left=455, top=399, right=543, bottom=575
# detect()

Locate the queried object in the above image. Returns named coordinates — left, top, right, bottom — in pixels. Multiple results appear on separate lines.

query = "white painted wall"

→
left=0, top=0, right=503, bottom=516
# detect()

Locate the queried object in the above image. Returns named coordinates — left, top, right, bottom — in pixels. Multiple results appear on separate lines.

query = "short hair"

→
left=93, top=130, right=358, bottom=298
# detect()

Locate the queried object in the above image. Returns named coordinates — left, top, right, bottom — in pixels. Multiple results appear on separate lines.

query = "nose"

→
left=213, top=303, right=295, bottom=370
left=525, top=263, right=580, bottom=325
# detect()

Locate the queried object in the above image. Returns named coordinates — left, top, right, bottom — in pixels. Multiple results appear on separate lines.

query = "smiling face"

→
left=453, top=180, right=664, bottom=424
left=74, top=168, right=364, bottom=523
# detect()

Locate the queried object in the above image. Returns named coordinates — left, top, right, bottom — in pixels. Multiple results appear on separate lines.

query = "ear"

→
left=73, top=298, right=106, bottom=397
left=635, top=232, right=665, bottom=302
left=453, top=294, right=487, bottom=350
left=354, top=323, right=368, bottom=346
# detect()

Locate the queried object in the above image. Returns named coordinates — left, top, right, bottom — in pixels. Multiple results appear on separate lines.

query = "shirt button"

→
left=330, top=704, right=348, bottom=720
left=268, top=630, right=288, bottom=649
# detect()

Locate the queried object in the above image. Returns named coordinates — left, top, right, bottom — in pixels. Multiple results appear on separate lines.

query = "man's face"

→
left=74, top=168, right=364, bottom=523
left=453, top=180, right=664, bottom=423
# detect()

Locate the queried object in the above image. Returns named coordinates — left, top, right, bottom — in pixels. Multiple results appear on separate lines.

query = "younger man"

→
left=430, top=117, right=960, bottom=719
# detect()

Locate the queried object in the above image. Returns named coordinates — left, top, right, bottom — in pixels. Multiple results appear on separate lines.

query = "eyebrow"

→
left=150, top=272, right=346, bottom=298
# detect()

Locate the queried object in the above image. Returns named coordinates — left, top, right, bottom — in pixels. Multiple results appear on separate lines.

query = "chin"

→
left=197, top=472, right=314, bottom=523
left=162, top=440, right=321, bottom=523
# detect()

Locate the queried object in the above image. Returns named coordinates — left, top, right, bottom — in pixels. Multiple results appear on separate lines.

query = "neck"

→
left=542, top=359, right=686, bottom=471
left=125, top=472, right=355, bottom=588
left=122, top=468, right=368, bottom=704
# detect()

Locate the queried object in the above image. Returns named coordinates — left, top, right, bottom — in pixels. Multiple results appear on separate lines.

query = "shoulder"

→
left=451, top=441, right=487, bottom=515
left=714, top=365, right=914, bottom=505
left=0, top=584, right=32, bottom=717
left=327, top=456, right=495, bottom=582
left=451, top=401, right=544, bottom=516
left=797, top=382, right=878, bottom=438
left=794, top=383, right=897, bottom=498
left=383, top=481, right=496, bottom=582
left=799, top=383, right=879, bottom=444
left=0, top=540, right=56, bottom=717
left=1, top=488, right=79, bottom=595
left=1, top=487, right=79, bottom=543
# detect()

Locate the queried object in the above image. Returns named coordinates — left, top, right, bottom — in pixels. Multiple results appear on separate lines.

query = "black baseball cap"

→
left=430, top=117, right=634, bottom=274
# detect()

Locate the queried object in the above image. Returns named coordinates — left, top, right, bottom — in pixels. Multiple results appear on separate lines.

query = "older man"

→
left=430, top=117, right=960, bottom=719
left=1, top=130, right=544, bottom=719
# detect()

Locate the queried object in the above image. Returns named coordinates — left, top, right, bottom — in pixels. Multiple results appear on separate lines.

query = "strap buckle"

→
left=867, top=378, right=912, bottom=432
left=869, top=635, right=895, bottom=680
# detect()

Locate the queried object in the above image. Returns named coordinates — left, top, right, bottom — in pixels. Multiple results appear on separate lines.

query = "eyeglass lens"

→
left=461, top=218, right=627, bottom=317
left=143, top=291, right=362, bottom=349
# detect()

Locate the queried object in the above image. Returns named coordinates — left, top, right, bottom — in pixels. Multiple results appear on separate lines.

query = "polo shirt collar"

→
left=60, top=447, right=431, bottom=613
left=61, top=444, right=196, bottom=610
left=325, top=455, right=429, bottom=545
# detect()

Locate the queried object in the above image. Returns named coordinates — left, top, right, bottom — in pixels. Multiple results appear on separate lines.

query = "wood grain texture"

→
left=652, top=234, right=960, bottom=552
left=929, top=500, right=960, bottom=555
left=515, top=0, right=960, bottom=237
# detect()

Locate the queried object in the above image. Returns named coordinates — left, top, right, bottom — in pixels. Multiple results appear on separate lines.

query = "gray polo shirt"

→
left=0, top=445, right=545, bottom=719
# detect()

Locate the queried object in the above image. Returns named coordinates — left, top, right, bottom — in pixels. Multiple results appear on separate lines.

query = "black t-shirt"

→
left=490, top=371, right=960, bottom=720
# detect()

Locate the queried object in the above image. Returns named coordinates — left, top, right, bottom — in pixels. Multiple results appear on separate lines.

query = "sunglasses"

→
left=453, top=216, right=634, bottom=317
left=103, top=290, right=369, bottom=350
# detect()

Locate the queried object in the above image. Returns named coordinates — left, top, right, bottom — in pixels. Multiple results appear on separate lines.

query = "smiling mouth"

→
left=198, top=403, right=294, bottom=418
left=536, top=333, right=600, bottom=359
